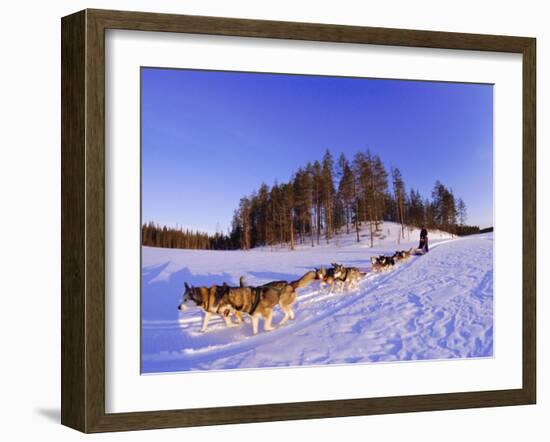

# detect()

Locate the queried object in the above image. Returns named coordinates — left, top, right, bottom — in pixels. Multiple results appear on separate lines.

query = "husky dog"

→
left=393, top=248, right=413, bottom=262
left=315, top=265, right=345, bottom=292
left=224, top=271, right=316, bottom=334
left=331, top=263, right=366, bottom=291
left=178, top=283, right=243, bottom=332
left=370, top=255, right=395, bottom=273
left=261, top=271, right=316, bottom=325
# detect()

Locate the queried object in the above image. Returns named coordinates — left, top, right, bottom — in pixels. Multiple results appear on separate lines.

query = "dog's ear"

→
left=184, top=282, right=190, bottom=290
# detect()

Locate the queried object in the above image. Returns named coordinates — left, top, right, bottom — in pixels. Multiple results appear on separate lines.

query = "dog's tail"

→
left=239, top=275, right=246, bottom=288
left=291, top=270, right=317, bottom=289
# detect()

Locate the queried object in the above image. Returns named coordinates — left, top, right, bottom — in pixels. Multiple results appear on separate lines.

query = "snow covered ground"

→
left=141, top=223, right=493, bottom=373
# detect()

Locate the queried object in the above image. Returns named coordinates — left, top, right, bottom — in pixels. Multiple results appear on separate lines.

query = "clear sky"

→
left=141, top=67, right=493, bottom=233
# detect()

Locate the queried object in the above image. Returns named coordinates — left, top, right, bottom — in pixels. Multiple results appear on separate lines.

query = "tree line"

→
left=143, top=149, right=481, bottom=251
left=141, top=221, right=235, bottom=250
left=230, top=149, right=477, bottom=250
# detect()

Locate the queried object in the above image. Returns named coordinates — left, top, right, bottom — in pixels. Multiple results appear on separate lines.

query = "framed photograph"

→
left=61, top=9, right=536, bottom=433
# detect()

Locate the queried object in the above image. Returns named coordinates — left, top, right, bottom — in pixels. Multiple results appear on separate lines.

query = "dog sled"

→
left=414, top=238, right=429, bottom=255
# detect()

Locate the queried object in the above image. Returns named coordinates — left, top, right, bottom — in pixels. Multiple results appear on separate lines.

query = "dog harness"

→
left=249, top=287, right=262, bottom=315
left=338, top=268, right=348, bottom=282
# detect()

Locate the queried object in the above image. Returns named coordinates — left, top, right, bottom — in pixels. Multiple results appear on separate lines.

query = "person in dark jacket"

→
left=418, top=227, right=429, bottom=252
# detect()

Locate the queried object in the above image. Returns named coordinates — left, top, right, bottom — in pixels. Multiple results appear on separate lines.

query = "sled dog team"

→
left=178, top=248, right=414, bottom=334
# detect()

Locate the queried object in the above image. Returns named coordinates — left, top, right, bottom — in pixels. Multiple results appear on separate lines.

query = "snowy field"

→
left=141, top=223, right=493, bottom=373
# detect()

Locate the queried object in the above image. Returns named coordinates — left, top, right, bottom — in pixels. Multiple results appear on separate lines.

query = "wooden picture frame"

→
left=61, top=8, right=536, bottom=433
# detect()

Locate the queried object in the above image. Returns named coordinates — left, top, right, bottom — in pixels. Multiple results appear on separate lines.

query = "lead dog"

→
left=178, top=283, right=243, bottom=332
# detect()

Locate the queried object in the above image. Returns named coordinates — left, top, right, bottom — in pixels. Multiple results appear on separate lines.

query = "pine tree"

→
left=304, top=162, right=315, bottom=247
left=270, top=182, right=282, bottom=246
left=457, top=197, right=467, bottom=226
left=281, top=182, right=295, bottom=249
left=424, top=198, right=435, bottom=228
left=445, top=188, right=458, bottom=233
left=293, top=169, right=308, bottom=244
left=431, top=181, right=457, bottom=232
left=239, top=197, right=251, bottom=250
left=372, top=154, right=389, bottom=231
left=352, top=152, right=369, bottom=242
left=408, top=189, right=425, bottom=227
left=359, top=151, right=376, bottom=247
left=431, top=181, right=446, bottom=228
left=321, top=149, right=335, bottom=243
left=391, top=167, right=406, bottom=239
left=312, top=160, right=323, bottom=245
left=337, top=153, right=355, bottom=235
left=257, top=183, right=270, bottom=246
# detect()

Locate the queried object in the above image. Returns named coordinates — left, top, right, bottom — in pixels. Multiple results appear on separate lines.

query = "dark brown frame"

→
left=61, top=8, right=536, bottom=433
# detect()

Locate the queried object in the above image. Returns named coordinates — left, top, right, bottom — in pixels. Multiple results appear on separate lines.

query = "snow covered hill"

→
left=141, top=223, right=493, bottom=373
left=254, top=221, right=455, bottom=252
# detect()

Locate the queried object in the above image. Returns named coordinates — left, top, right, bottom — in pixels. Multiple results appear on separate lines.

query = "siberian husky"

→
left=226, top=271, right=316, bottom=334
left=178, top=283, right=243, bottom=332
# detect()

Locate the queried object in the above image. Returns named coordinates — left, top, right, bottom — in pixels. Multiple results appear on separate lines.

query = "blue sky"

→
left=141, top=68, right=493, bottom=233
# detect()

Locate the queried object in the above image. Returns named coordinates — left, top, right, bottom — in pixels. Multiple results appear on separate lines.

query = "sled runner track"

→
left=168, top=251, right=430, bottom=363
left=143, top=316, right=221, bottom=330
left=295, top=240, right=457, bottom=306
